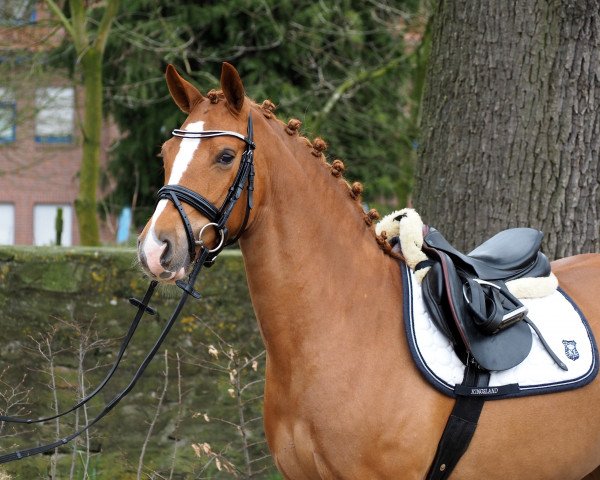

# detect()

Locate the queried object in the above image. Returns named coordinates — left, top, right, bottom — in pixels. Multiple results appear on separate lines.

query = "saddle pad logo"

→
left=563, top=340, right=580, bottom=361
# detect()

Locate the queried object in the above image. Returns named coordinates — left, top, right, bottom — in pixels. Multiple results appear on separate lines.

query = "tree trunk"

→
left=76, top=49, right=102, bottom=246
left=414, top=0, right=600, bottom=259
left=45, top=0, right=119, bottom=246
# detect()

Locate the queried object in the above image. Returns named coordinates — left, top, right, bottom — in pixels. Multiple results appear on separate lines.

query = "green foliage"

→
left=103, top=0, right=429, bottom=225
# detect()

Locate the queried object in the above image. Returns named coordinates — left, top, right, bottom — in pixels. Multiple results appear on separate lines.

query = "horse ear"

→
left=220, top=62, right=245, bottom=113
left=165, top=64, right=204, bottom=114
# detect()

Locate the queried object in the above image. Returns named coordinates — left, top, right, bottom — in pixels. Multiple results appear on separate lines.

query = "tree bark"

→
left=76, top=49, right=102, bottom=246
left=414, top=0, right=600, bottom=259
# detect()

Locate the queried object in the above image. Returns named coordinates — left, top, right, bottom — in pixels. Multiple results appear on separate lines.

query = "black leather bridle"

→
left=156, top=114, right=256, bottom=264
left=0, top=115, right=256, bottom=464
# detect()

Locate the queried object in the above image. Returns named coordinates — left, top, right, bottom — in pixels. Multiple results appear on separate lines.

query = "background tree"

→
left=46, top=0, right=120, bottom=245
left=414, top=0, right=600, bottom=259
left=102, top=0, right=429, bottom=227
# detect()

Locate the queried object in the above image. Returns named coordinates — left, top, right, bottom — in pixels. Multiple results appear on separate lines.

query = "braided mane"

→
left=255, top=96, right=396, bottom=257
left=205, top=89, right=397, bottom=257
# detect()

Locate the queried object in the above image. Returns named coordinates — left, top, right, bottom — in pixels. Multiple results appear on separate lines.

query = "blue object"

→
left=116, top=207, right=132, bottom=244
left=0, top=102, right=16, bottom=143
left=35, top=135, right=73, bottom=144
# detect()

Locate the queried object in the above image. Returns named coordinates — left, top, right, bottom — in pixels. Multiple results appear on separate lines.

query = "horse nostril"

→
left=159, top=239, right=173, bottom=269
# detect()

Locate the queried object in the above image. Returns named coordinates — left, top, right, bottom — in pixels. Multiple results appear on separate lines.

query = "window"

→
left=33, top=204, right=72, bottom=246
left=0, top=0, right=36, bottom=25
left=0, top=204, right=15, bottom=245
left=35, top=87, right=74, bottom=144
left=0, top=88, right=16, bottom=143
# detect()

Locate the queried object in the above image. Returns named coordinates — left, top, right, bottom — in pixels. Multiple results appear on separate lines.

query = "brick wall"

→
left=0, top=3, right=118, bottom=245
left=0, top=84, right=116, bottom=245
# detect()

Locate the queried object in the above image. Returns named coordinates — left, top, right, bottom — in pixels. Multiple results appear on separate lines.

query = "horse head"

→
left=138, top=63, right=260, bottom=281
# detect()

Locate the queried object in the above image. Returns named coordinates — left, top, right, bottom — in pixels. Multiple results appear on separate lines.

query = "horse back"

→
left=552, top=253, right=600, bottom=326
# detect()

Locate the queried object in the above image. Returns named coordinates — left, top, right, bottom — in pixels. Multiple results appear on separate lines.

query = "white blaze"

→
left=142, top=121, right=204, bottom=277
left=167, top=120, right=205, bottom=185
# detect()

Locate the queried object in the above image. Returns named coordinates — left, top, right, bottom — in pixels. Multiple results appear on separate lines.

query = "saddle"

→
left=420, top=227, right=561, bottom=371
left=414, top=225, right=568, bottom=480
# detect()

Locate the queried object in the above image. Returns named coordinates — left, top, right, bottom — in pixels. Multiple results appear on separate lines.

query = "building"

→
left=0, top=0, right=116, bottom=245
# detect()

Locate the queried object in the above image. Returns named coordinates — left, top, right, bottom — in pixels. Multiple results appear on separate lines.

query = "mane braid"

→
left=207, top=89, right=225, bottom=103
left=252, top=101, right=396, bottom=258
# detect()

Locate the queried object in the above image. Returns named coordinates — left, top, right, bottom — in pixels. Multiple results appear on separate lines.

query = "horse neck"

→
left=239, top=117, right=403, bottom=367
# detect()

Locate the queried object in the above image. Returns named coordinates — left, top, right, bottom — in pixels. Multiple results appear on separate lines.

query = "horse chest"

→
left=264, top=392, right=428, bottom=480
left=264, top=413, right=324, bottom=479
left=263, top=384, right=358, bottom=478
left=267, top=418, right=361, bottom=480
left=262, top=346, right=441, bottom=478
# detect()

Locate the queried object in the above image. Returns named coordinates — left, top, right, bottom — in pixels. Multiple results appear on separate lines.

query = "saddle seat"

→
left=424, top=227, right=551, bottom=281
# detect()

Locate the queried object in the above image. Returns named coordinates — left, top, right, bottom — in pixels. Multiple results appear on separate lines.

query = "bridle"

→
left=156, top=114, right=256, bottom=264
left=0, top=115, right=256, bottom=464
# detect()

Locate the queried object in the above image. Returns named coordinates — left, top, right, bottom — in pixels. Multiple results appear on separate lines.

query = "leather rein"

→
left=0, top=115, right=256, bottom=464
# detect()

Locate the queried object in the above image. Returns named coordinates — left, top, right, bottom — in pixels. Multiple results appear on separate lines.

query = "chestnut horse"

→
left=138, top=63, right=600, bottom=479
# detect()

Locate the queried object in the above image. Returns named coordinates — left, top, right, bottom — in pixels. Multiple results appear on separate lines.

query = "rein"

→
left=0, top=115, right=256, bottom=464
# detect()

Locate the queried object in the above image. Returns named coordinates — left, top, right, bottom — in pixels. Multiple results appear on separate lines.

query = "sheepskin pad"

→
left=401, top=264, right=599, bottom=399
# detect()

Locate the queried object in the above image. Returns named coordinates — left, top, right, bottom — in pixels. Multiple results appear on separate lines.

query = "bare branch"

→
left=43, top=0, right=76, bottom=40
left=137, top=349, right=169, bottom=480
left=93, top=0, right=120, bottom=53
left=168, top=352, right=183, bottom=480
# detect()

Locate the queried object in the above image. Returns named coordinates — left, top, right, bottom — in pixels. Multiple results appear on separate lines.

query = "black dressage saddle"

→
left=419, top=227, right=555, bottom=371
left=418, top=227, right=568, bottom=480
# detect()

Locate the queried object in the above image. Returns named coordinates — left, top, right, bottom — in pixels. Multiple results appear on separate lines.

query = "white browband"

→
left=172, top=129, right=252, bottom=145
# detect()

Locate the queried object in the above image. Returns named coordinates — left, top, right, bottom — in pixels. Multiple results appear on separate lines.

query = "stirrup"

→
left=462, top=278, right=528, bottom=334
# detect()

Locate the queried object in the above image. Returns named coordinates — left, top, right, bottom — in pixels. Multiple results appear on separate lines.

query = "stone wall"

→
left=0, top=247, right=277, bottom=479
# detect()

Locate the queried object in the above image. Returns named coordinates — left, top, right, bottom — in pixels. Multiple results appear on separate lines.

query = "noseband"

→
left=156, top=114, right=256, bottom=263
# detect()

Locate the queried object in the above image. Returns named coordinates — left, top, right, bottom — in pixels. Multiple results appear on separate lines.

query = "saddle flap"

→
left=421, top=250, right=533, bottom=371
left=421, top=262, right=464, bottom=352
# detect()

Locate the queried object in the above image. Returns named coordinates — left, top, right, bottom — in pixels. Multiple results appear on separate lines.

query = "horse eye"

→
left=217, top=150, right=235, bottom=165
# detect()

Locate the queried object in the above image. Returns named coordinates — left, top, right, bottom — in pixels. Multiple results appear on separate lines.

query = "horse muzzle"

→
left=138, top=228, right=189, bottom=281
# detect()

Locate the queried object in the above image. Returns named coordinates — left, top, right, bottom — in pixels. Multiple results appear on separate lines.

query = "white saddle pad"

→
left=402, top=264, right=599, bottom=399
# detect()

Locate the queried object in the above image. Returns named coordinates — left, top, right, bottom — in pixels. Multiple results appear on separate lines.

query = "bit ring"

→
left=195, top=222, right=225, bottom=253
